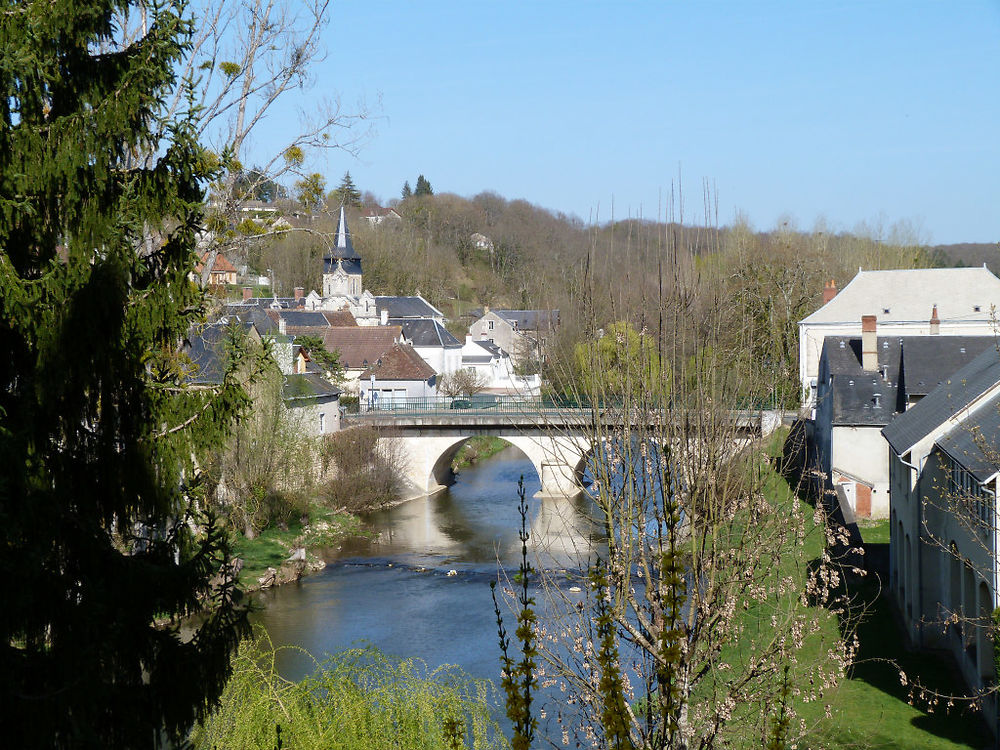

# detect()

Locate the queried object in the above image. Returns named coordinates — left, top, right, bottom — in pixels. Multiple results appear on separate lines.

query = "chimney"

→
left=861, top=315, right=877, bottom=372
left=483, top=304, right=490, bottom=315
left=242, top=286, right=252, bottom=301
left=278, top=317, right=286, bottom=335
left=380, top=308, right=388, bottom=326
left=822, top=279, right=838, bottom=305
left=929, top=304, right=940, bottom=335
left=294, top=286, right=304, bottom=301
left=466, top=334, right=473, bottom=347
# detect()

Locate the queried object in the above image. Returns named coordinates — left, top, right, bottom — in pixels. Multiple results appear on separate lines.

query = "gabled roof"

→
left=471, top=309, right=559, bottom=330
left=375, top=295, right=443, bottom=319
left=883, top=346, right=1000, bottom=455
left=390, top=317, right=461, bottom=348
left=320, top=326, right=403, bottom=370
left=324, top=205, right=360, bottom=262
left=801, top=267, right=1000, bottom=325
left=360, top=343, right=436, bottom=381
left=196, top=251, right=236, bottom=274
left=323, top=309, right=357, bottom=326
left=936, top=392, right=1000, bottom=482
left=266, top=310, right=330, bottom=328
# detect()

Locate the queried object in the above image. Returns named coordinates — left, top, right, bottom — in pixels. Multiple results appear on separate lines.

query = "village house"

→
left=390, top=317, right=463, bottom=376
left=359, top=342, right=437, bottom=408
left=186, top=318, right=341, bottom=437
left=799, top=267, right=1000, bottom=410
left=468, top=307, right=559, bottom=371
left=812, top=314, right=992, bottom=520
left=882, top=347, right=1000, bottom=731
left=363, top=205, right=401, bottom=225
left=459, top=335, right=541, bottom=396
left=319, top=326, right=405, bottom=394
left=192, top=251, right=238, bottom=286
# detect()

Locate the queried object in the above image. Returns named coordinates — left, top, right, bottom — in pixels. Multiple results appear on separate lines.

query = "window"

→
left=488, top=320, right=494, bottom=330
left=319, top=412, right=326, bottom=434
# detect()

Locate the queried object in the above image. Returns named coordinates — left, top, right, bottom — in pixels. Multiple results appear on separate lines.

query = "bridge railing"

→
left=343, top=394, right=599, bottom=417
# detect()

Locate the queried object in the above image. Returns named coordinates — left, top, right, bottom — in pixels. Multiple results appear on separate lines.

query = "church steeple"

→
left=322, top=204, right=363, bottom=297
left=324, top=205, right=360, bottom=263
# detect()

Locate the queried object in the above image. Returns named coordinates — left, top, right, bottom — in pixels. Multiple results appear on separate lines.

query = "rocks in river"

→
left=568, top=586, right=582, bottom=593
left=258, top=567, right=277, bottom=588
left=446, top=569, right=458, bottom=577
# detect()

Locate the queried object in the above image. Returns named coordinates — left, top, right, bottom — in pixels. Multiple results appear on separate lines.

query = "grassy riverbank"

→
left=232, top=503, right=371, bottom=590
left=759, top=432, right=990, bottom=749
left=452, top=436, right=510, bottom=471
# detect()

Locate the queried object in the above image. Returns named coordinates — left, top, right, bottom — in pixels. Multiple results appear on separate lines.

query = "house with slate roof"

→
left=459, top=335, right=541, bottom=396
left=468, top=306, right=559, bottom=371
left=799, top=267, right=1000, bottom=409
left=813, top=314, right=993, bottom=520
left=359, top=343, right=437, bottom=408
left=390, top=317, right=462, bottom=376
left=882, top=347, right=1000, bottom=721
left=185, top=319, right=341, bottom=437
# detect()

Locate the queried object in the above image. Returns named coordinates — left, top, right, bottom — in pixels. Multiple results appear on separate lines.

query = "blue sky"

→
left=243, top=1, right=1000, bottom=244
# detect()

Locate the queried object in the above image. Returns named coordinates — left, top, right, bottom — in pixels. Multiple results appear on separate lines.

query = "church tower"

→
left=322, top=205, right=362, bottom=297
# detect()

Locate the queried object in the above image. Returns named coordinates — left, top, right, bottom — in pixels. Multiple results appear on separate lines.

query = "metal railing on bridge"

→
left=343, top=394, right=590, bottom=418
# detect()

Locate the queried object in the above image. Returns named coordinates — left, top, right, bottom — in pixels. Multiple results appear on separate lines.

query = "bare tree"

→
left=113, top=1, right=376, bottom=283
left=438, top=368, right=490, bottom=399
left=496, top=198, right=860, bottom=749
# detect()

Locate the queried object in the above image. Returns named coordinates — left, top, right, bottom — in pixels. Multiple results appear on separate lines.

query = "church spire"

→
left=325, top=204, right=360, bottom=262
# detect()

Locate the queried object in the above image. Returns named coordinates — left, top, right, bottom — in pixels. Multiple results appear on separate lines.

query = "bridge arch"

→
left=388, top=431, right=592, bottom=500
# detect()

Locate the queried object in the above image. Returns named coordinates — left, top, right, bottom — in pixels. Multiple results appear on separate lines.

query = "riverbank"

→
left=452, top=435, right=510, bottom=471
left=232, top=504, right=373, bottom=592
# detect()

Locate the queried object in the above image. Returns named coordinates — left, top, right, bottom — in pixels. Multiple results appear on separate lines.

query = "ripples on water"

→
left=252, top=446, right=603, bottom=687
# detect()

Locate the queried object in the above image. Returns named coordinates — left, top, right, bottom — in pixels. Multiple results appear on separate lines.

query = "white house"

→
left=799, top=267, right=1000, bottom=409
left=460, top=335, right=541, bottom=396
left=359, top=343, right=437, bottom=408
left=882, top=347, right=1000, bottom=730
left=391, top=317, right=463, bottom=376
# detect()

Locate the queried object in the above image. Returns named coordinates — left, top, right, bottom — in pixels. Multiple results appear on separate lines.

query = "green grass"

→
left=856, top=518, right=891, bottom=545
left=758, top=430, right=990, bottom=749
left=452, top=435, right=510, bottom=471
left=231, top=506, right=369, bottom=588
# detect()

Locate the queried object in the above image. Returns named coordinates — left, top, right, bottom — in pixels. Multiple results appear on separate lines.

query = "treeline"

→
left=244, top=183, right=951, bottom=405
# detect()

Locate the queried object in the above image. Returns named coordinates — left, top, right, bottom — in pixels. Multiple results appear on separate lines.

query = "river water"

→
left=251, top=445, right=601, bottom=689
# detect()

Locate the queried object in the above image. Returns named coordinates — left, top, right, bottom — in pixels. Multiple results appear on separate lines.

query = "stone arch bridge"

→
left=345, top=401, right=783, bottom=500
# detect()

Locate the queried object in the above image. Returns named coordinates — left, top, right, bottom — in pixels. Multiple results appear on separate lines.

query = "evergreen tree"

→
left=401, top=180, right=413, bottom=200
left=329, top=170, right=362, bottom=208
left=0, top=2, right=262, bottom=746
left=414, top=174, right=434, bottom=196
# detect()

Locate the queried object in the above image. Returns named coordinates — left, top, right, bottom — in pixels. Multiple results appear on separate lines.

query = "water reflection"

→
left=252, top=446, right=602, bottom=685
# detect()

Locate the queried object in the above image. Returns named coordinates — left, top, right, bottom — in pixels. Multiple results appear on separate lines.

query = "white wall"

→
left=831, top=426, right=890, bottom=517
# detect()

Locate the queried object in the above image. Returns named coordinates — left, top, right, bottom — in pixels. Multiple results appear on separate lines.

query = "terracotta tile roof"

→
left=196, top=251, right=236, bottom=274
left=323, top=309, right=357, bottom=326
left=361, top=343, right=436, bottom=381
left=321, top=326, right=403, bottom=370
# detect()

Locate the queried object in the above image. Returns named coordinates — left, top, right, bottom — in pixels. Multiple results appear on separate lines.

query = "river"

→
left=251, top=445, right=602, bottom=691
